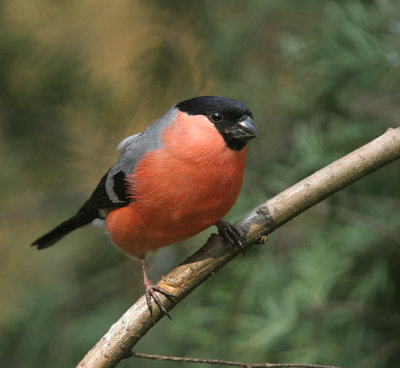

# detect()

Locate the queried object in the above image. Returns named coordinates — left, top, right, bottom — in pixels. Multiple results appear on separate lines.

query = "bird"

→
left=32, top=96, right=257, bottom=318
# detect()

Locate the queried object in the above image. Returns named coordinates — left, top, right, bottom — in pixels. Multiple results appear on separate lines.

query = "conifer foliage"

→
left=0, top=1, right=399, bottom=367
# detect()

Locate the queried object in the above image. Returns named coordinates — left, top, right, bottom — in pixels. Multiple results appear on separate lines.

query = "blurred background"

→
left=1, top=1, right=399, bottom=367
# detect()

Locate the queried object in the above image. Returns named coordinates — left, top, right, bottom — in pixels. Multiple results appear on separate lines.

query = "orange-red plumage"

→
left=106, top=111, right=247, bottom=257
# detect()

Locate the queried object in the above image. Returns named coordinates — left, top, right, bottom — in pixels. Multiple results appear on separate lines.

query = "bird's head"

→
left=175, top=96, right=257, bottom=151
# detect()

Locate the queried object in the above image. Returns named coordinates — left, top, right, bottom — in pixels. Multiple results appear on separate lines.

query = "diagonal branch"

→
left=77, top=127, right=400, bottom=368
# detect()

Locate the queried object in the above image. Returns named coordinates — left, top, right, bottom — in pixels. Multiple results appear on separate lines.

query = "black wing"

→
left=31, top=170, right=131, bottom=249
left=83, top=170, right=131, bottom=211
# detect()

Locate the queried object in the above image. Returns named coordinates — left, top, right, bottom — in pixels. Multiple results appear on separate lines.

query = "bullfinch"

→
left=32, top=96, right=257, bottom=318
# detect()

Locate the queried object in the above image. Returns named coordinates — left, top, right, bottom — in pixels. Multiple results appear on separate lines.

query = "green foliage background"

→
left=1, top=1, right=399, bottom=367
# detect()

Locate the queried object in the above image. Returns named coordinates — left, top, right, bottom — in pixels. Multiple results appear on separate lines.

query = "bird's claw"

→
left=144, top=279, right=175, bottom=320
left=216, top=220, right=246, bottom=255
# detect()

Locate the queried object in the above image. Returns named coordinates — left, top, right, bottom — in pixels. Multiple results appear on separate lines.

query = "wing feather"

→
left=82, top=106, right=178, bottom=212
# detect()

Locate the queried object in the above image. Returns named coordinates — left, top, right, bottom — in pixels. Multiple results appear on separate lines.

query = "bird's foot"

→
left=216, top=220, right=246, bottom=255
left=143, top=278, right=175, bottom=320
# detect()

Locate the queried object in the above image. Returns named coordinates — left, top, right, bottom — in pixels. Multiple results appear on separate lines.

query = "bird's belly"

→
left=106, top=147, right=246, bottom=257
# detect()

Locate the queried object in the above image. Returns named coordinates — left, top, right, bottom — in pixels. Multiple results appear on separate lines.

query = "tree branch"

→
left=77, top=127, right=400, bottom=368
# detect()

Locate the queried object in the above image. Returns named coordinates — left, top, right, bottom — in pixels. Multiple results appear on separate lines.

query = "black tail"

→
left=31, top=208, right=98, bottom=249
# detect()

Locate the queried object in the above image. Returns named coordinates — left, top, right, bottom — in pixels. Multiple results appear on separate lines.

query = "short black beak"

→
left=227, top=116, right=257, bottom=142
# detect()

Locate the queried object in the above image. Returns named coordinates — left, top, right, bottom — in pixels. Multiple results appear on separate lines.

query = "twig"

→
left=77, top=127, right=400, bottom=368
left=130, top=351, right=341, bottom=368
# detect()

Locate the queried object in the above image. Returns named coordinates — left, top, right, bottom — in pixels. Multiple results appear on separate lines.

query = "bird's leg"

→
left=140, top=256, right=174, bottom=320
left=216, top=220, right=246, bottom=255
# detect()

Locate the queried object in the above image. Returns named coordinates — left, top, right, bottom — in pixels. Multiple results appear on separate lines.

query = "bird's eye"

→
left=210, top=112, right=223, bottom=123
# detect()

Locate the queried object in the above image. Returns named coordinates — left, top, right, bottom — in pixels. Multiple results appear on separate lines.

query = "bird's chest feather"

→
left=130, top=114, right=246, bottom=225
left=130, top=147, right=245, bottom=222
left=130, top=129, right=245, bottom=227
left=106, top=113, right=247, bottom=254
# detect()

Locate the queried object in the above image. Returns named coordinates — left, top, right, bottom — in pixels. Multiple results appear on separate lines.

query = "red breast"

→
left=106, top=111, right=247, bottom=257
